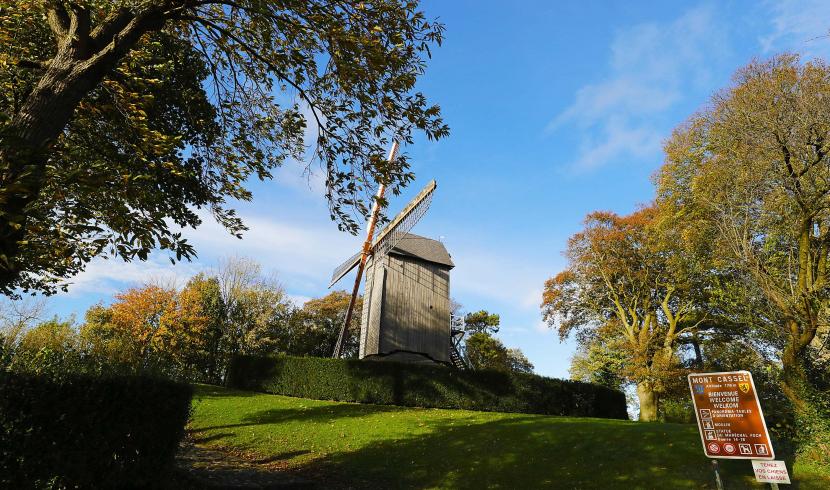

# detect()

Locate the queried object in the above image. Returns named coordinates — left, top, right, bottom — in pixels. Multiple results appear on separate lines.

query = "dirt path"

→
left=175, top=440, right=318, bottom=489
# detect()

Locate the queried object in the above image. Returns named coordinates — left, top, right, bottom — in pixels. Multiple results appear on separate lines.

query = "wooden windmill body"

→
left=330, top=150, right=462, bottom=366
left=359, top=234, right=454, bottom=363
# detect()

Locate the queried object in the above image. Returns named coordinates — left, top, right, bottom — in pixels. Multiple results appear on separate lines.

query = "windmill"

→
left=330, top=143, right=455, bottom=364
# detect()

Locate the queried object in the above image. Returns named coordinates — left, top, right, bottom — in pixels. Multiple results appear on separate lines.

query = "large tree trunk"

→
left=0, top=50, right=104, bottom=285
left=781, top=337, right=808, bottom=412
left=0, top=6, right=163, bottom=290
left=779, top=317, right=819, bottom=411
left=637, top=381, right=659, bottom=422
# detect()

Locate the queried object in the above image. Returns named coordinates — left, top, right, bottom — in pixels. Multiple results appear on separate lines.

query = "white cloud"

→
left=568, top=116, right=663, bottom=171
left=549, top=6, right=728, bottom=171
left=449, top=247, right=549, bottom=312
left=62, top=256, right=201, bottom=296
left=286, top=293, right=313, bottom=307
left=59, top=209, right=363, bottom=299
left=760, top=0, right=830, bottom=58
left=272, top=162, right=327, bottom=197
left=184, top=211, right=363, bottom=290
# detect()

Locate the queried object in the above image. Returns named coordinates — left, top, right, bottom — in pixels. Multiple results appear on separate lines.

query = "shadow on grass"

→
left=188, top=387, right=826, bottom=489
left=287, top=416, right=818, bottom=490
left=191, top=432, right=234, bottom=445
left=249, top=450, right=311, bottom=464
left=192, top=383, right=259, bottom=398
left=190, top=402, right=404, bottom=438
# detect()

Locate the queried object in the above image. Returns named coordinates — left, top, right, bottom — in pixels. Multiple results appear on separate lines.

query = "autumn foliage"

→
left=542, top=206, right=707, bottom=421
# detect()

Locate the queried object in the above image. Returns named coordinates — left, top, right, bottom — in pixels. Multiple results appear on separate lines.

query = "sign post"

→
left=688, top=371, right=775, bottom=460
left=688, top=371, right=783, bottom=487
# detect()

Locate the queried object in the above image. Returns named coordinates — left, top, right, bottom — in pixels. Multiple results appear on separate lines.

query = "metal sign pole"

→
left=712, top=460, right=724, bottom=490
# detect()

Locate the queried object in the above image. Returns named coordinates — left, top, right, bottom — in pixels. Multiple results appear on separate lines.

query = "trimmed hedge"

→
left=0, top=372, right=192, bottom=488
left=228, top=355, right=627, bottom=419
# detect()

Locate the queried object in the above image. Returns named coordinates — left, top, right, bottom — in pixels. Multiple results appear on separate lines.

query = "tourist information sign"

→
left=688, top=371, right=774, bottom=460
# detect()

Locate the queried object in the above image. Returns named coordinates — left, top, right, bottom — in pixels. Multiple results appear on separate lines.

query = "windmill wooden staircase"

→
left=449, top=315, right=467, bottom=369
left=449, top=341, right=467, bottom=369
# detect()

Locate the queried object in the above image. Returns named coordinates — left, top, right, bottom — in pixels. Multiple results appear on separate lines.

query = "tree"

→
left=465, top=332, right=508, bottom=371
left=0, top=297, right=45, bottom=349
left=80, top=304, right=134, bottom=367
left=506, top=347, right=534, bottom=374
left=568, top=336, right=628, bottom=390
left=180, top=273, right=225, bottom=381
left=107, top=285, right=176, bottom=370
left=80, top=283, right=210, bottom=375
left=464, top=332, right=533, bottom=373
left=214, top=256, right=292, bottom=365
left=542, top=207, right=708, bottom=421
left=657, top=54, right=830, bottom=409
left=0, top=1, right=448, bottom=296
left=463, top=310, right=500, bottom=335
left=289, top=291, right=362, bottom=357
left=160, top=278, right=213, bottom=376
left=18, top=317, right=77, bottom=353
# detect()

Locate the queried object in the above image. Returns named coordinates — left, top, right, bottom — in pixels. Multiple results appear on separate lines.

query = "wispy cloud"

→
left=62, top=256, right=201, bottom=296
left=760, top=0, right=830, bottom=58
left=185, top=212, right=362, bottom=287
left=548, top=5, right=728, bottom=171
left=60, top=210, right=362, bottom=298
left=449, top=246, right=551, bottom=312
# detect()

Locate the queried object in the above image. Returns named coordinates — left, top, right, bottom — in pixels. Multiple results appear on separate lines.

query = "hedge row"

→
left=0, top=372, right=192, bottom=488
left=228, top=355, right=628, bottom=419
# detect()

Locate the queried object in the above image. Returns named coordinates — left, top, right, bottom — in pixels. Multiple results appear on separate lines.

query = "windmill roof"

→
left=390, top=234, right=454, bottom=268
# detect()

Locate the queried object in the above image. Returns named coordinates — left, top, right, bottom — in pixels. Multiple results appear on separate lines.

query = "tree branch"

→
left=66, top=2, right=92, bottom=56
left=180, top=14, right=329, bottom=140
left=16, top=59, right=51, bottom=70
left=90, top=7, right=134, bottom=52
left=81, top=8, right=166, bottom=77
left=45, top=2, right=70, bottom=41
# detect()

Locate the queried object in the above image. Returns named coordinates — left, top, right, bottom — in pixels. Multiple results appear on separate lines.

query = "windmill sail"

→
left=328, top=179, right=437, bottom=289
left=329, top=252, right=361, bottom=288
left=371, top=180, right=436, bottom=258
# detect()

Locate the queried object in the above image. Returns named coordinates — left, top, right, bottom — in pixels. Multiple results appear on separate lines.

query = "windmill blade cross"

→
left=371, top=179, right=436, bottom=259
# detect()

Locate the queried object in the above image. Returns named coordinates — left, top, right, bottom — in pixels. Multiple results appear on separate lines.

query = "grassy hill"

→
left=188, top=385, right=829, bottom=489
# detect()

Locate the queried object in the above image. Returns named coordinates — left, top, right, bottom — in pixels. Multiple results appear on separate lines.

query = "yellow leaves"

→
left=101, top=284, right=211, bottom=367
left=0, top=53, right=12, bottom=69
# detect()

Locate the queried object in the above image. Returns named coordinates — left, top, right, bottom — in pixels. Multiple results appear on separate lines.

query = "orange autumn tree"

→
left=82, top=283, right=209, bottom=375
left=542, top=206, right=708, bottom=421
left=109, top=285, right=175, bottom=369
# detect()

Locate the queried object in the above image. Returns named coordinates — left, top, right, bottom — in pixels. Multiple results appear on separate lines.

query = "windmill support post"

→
left=332, top=141, right=398, bottom=358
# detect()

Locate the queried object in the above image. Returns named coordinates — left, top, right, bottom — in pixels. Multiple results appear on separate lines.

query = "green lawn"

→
left=189, top=385, right=829, bottom=489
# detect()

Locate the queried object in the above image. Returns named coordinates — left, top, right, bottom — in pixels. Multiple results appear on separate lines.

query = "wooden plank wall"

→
left=359, top=256, right=386, bottom=358
left=379, top=255, right=450, bottom=362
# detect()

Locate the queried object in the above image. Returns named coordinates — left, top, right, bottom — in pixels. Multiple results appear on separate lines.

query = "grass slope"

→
left=189, top=385, right=829, bottom=489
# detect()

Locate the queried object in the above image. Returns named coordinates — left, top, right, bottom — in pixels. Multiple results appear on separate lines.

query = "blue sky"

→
left=40, top=0, right=830, bottom=378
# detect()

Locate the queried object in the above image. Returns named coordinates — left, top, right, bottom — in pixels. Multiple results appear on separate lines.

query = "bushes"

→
left=0, top=372, right=192, bottom=488
left=228, top=354, right=628, bottom=419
